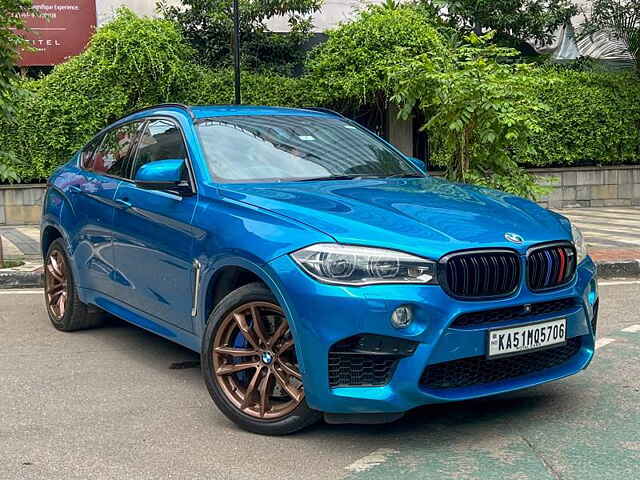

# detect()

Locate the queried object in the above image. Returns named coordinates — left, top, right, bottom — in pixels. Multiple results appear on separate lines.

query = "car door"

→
left=63, top=121, right=143, bottom=296
left=111, top=119, right=197, bottom=332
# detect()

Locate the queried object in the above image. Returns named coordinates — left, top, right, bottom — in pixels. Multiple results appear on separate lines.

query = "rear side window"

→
left=80, top=136, right=103, bottom=169
left=91, top=122, right=143, bottom=177
left=132, top=120, right=188, bottom=180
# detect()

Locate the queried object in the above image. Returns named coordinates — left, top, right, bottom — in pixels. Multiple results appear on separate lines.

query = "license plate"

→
left=487, top=318, right=566, bottom=358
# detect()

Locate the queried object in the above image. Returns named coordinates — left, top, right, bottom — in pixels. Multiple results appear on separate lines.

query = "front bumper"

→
left=267, top=254, right=598, bottom=414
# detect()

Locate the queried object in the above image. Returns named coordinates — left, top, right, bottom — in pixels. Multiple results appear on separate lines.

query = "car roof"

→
left=190, top=105, right=335, bottom=119
left=117, top=104, right=338, bottom=125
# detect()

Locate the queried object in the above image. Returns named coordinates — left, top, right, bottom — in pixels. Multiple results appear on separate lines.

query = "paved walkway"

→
left=555, top=208, right=640, bottom=263
left=1, top=207, right=639, bottom=270
left=0, top=225, right=41, bottom=261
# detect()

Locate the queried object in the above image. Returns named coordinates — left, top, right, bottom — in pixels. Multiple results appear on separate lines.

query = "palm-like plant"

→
left=582, top=0, right=640, bottom=73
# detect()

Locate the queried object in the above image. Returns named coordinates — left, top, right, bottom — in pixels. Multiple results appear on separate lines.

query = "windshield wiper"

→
left=294, top=175, right=380, bottom=182
left=294, top=172, right=423, bottom=182
left=387, top=172, right=425, bottom=178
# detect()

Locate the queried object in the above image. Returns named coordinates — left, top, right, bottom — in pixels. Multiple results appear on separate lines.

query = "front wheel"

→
left=202, top=282, right=321, bottom=435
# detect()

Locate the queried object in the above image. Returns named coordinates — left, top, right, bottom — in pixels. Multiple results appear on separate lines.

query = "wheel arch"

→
left=41, top=224, right=66, bottom=258
left=197, top=257, right=299, bottom=348
left=200, top=258, right=290, bottom=321
left=203, top=264, right=264, bottom=324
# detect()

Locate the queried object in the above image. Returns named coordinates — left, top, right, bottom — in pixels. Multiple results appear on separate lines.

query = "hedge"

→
left=1, top=7, right=639, bottom=182
left=522, top=69, right=640, bottom=167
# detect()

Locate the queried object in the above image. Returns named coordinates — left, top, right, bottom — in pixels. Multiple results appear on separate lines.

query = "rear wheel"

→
left=202, top=282, right=321, bottom=435
left=44, top=239, right=104, bottom=331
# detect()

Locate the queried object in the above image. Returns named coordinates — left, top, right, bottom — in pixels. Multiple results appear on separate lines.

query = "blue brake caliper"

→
left=232, top=325, right=250, bottom=385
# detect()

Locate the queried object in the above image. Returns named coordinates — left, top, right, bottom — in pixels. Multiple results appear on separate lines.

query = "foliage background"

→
left=158, top=0, right=322, bottom=74
left=1, top=5, right=639, bottom=191
left=0, top=0, right=35, bottom=183
left=519, top=69, right=640, bottom=167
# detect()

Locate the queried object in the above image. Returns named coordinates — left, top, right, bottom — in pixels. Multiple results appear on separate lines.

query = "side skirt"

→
left=80, top=287, right=201, bottom=353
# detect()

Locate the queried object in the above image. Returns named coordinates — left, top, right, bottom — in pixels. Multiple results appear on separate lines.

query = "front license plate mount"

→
left=486, top=318, right=567, bottom=360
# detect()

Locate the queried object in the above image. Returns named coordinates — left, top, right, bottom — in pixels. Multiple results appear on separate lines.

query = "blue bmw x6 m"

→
left=42, top=104, right=599, bottom=435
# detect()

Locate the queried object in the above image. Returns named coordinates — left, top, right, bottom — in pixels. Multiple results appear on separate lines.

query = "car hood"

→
left=219, top=177, right=571, bottom=260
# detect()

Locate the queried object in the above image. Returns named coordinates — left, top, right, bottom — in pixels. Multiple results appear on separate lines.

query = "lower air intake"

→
left=420, top=337, right=581, bottom=389
left=328, top=355, right=398, bottom=388
left=328, top=334, right=418, bottom=388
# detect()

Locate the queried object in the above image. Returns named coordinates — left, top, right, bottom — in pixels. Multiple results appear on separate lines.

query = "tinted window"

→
left=91, top=122, right=143, bottom=177
left=132, top=120, right=188, bottom=180
left=80, top=135, right=103, bottom=169
left=196, top=115, right=419, bottom=182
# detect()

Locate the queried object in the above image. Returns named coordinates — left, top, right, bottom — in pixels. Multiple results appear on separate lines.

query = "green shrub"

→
left=0, top=8, right=199, bottom=180
left=2, top=5, right=639, bottom=187
left=182, top=68, right=319, bottom=107
left=393, top=33, right=550, bottom=199
left=306, top=4, right=447, bottom=110
left=521, top=69, right=640, bottom=167
left=0, top=8, right=324, bottom=181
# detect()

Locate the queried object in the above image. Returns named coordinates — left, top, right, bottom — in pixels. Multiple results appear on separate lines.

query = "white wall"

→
left=267, top=0, right=383, bottom=32
left=95, top=0, right=385, bottom=31
left=96, top=0, right=179, bottom=25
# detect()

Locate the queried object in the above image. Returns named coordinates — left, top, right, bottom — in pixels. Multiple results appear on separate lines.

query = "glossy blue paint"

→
left=52, top=161, right=121, bottom=297
left=43, top=104, right=598, bottom=416
left=135, top=158, right=185, bottom=183
left=111, top=182, right=197, bottom=331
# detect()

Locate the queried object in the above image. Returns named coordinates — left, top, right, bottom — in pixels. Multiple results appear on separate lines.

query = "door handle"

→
left=69, top=185, right=82, bottom=194
left=116, top=198, right=132, bottom=209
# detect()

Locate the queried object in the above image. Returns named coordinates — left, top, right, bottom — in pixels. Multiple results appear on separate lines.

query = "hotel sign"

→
left=18, top=1, right=97, bottom=66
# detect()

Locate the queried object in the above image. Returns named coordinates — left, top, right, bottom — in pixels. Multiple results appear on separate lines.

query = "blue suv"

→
left=42, top=104, right=599, bottom=435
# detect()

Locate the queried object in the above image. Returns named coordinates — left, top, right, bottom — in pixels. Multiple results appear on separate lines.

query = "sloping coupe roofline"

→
left=117, top=104, right=344, bottom=124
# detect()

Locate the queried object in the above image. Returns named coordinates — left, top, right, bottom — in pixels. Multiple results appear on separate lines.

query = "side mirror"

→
left=135, top=159, right=186, bottom=191
left=406, top=156, right=427, bottom=173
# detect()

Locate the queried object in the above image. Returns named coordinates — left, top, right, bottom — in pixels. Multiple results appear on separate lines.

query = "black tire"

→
left=202, top=282, right=321, bottom=435
left=44, top=238, right=104, bottom=332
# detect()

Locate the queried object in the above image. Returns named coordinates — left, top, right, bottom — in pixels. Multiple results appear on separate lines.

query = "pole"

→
left=232, top=0, right=241, bottom=105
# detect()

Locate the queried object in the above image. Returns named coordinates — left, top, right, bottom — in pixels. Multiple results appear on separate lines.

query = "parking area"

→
left=1, top=281, right=639, bottom=480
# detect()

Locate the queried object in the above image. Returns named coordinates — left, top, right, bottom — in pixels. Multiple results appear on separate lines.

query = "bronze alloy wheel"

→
left=45, top=250, right=69, bottom=320
left=212, top=301, right=304, bottom=420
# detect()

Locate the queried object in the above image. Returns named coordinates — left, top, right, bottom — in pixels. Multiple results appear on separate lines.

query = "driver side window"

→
left=132, top=120, right=188, bottom=181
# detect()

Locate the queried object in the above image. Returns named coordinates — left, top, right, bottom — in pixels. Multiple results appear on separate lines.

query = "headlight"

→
left=571, top=223, right=587, bottom=264
left=290, top=244, right=438, bottom=286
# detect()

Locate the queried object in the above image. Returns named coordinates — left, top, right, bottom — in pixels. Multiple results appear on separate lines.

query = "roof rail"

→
left=124, top=103, right=196, bottom=121
left=304, top=107, right=346, bottom=118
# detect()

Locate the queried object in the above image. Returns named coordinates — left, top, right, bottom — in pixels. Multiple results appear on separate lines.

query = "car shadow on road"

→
left=97, top=315, right=567, bottom=442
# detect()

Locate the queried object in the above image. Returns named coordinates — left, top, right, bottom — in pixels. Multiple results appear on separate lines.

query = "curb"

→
left=0, top=260, right=638, bottom=290
left=0, top=270, right=44, bottom=289
left=596, top=259, right=640, bottom=279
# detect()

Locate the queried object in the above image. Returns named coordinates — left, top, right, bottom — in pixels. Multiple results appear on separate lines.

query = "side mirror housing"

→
left=135, top=159, right=186, bottom=191
left=406, top=156, right=427, bottom=173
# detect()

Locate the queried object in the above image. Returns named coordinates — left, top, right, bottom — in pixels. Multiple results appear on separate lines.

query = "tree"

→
left=392, top=32, right=550, bottom=199
left=581, top=0, right=640, bottom=73
left=0, top=0, right=34, bottom=184
left=423, top=0, right=578, bottom=46
left=306, top=4, right=446, bottom=111
left=159, top=0, right=322, bottom=74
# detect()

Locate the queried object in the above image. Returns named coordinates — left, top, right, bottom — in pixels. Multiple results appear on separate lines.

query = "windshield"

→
left=196, top=115, right=421, bottom=182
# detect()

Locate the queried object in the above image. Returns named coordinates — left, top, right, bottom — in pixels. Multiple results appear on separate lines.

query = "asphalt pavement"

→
left=1, top=281, right=639, bottom=479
